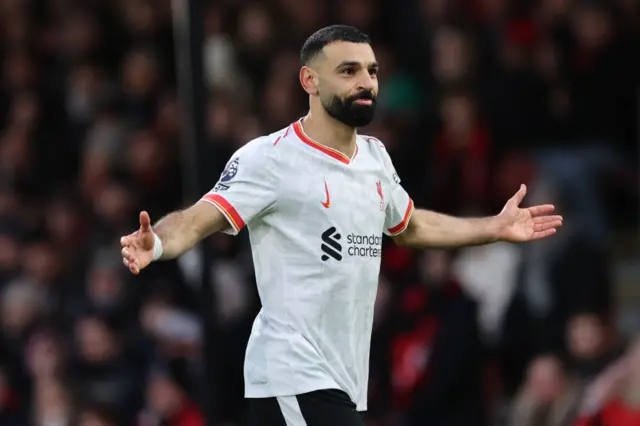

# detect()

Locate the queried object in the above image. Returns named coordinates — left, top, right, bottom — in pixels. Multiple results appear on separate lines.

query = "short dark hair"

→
left=300, top=25, right=371, bottom=65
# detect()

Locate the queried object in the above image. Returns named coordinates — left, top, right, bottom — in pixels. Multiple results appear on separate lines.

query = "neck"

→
left=301, top=110, right=357, bottom=158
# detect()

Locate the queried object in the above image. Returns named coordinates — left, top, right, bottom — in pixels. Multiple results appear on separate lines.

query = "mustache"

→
left=347, top=90, right=376, bottom=103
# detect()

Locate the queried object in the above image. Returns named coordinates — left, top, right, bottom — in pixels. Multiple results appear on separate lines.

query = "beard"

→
left=321, top=89, right=377, bottom=128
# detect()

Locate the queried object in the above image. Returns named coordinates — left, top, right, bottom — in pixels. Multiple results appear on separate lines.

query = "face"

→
left=419, top=250, right=450, bottom=285
left=22, top=242, right=59, bottom=283
left=88, top=274, right=122, bottom=311
left=567, top=314, right=605, bottom=360
left=572, top=7, right=610, bottom=49
left=75, top=318, right=116, bottom=364
left=302, top=41, right=379, bottom=128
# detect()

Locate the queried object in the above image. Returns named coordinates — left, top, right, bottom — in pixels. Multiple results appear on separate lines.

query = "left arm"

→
left=393, top=210, right=505, bottom=248
left=393, top=185, right=563, bottom=248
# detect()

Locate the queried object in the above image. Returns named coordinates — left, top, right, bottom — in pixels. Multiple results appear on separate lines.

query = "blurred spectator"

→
left=575, top=339, right=640, bottom=426
left=431, top=25, right=474, bottom=86
left=121, top=48, right=162, bottom=128
left=430, top=89, right=493, bottom=215
left=509, top=355, right=582, bottom=426
left=1, top=277, right=46, bottom=368
left=138, top=358, right=204, bottom=426
left=565, top=310, right=623, bottom=383
left=0, top=1, right=637, bottom=425
left=66, top=248, right=135, bottom=322
left=140, top=296, right=201, bottom=355
left=392, top=251, right=486, bottom=426
left=26, top=330, right=66, bottom=382
left=32, top=378, right=72, bottom=426
left=71, top=314, right=142, bottom=423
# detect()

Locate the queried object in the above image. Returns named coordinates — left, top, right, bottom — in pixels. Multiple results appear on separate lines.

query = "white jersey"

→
left=199, top=119, right=414, bottom=411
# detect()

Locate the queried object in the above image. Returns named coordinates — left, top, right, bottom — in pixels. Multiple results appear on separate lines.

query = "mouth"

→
left=354, top=99, right=373, bottom=106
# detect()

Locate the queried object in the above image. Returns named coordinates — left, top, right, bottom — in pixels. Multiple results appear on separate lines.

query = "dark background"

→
left=0, top=0, right=638, bottom=425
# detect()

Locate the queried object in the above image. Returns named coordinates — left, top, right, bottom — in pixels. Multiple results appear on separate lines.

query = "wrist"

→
left=488, top=215, right=508, bottom=243
left=152, top=232, right=164, bottom=261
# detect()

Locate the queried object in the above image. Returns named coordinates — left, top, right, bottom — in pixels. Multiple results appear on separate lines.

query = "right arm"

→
left=121, top=136, right=280, bottom=275
left=120, top=204, right=227, bottom=275
left=153, top=202, right=228, bottom=260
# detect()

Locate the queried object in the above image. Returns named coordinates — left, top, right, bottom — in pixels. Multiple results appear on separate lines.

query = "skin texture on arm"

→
left=393, top=184, right=563, bottom=248
left=393, top=210, right=505, bottom=248
left=120, top=202, right=227, bottom=275
left=152, top=202, right=227, bottom=259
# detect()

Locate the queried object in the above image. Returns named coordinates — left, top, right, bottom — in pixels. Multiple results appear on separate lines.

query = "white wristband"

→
left=151, top=232, right=164, bottom=261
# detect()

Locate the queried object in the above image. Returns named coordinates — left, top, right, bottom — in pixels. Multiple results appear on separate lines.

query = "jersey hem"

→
left=245, top=381, right=366, bottom=411
left=245, top=378, right=340, bottom=399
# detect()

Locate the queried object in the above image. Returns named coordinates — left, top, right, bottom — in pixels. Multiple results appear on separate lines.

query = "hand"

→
left=120, top=211, right=155, bottom=275
left=580, top=358, right=630, bottom=414
left=496, top=184, right=563, bottom=243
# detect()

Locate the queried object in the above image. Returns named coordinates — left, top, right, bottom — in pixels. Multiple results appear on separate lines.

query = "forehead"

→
left=320, top=41, right=376, bottom=67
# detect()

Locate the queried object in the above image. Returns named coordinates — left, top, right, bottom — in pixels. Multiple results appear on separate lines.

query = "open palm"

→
left=120, top=211, right=155, bottom=275
left=497, top=184, right=563, bottom=243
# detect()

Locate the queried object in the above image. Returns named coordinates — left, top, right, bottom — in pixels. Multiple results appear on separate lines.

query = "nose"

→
left=357, top=71, right=376, bottom=91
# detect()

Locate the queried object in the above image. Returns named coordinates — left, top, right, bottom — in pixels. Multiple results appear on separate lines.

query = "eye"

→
left=341, top=68, right=355, bottom=76
left=369, top=68, right=378, bottom=77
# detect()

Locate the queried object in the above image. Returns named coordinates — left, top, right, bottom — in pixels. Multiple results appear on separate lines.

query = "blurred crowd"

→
left=0, top=0, right=638, bottom=425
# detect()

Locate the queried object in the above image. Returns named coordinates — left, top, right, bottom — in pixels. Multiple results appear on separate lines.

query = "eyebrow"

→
left=335, top=61, right=379, bottom=70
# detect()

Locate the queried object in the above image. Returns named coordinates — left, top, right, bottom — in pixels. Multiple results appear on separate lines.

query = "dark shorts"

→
left=248, top=389, right=364, bottom=426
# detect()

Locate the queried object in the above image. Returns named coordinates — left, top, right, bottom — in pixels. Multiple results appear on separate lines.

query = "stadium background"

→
left=0, top=0, right=638, bottom=425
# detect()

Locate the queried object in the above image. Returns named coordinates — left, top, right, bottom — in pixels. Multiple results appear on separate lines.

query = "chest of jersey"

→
left=276, top=147, right=389, bottom=264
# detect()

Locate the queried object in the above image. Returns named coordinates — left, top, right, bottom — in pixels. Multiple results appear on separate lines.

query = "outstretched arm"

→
left=393, top=210, right=506, bottom=248
left=121, top=136, right=281, bottom=275
left=152, top=202, right=228, bottom=259
left=120, top=203, right=228, bottom=275
left=393, top=184, right=563, bottom=248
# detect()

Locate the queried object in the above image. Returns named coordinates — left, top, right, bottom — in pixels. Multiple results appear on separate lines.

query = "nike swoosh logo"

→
left=321, top=180, right=331, bottom=208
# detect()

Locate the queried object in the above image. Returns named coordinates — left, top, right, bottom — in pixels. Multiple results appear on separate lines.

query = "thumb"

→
left=139, top=211, right=152, bottom=232
left=511, top=184, right=527, bottom=206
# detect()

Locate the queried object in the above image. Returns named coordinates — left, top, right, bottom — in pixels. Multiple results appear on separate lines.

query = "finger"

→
left=511, top=184, right=527, bottom=206
left=120, top=236, right=131, bottom=247
left=527, top=204, right=556, bottom=216
left=123, top=257, right=139, bottom=275
left=532, top=215, right=563, bottom=224
left=140, top=211, right=152, bottom=232
left=534, top=220, right=563, bottom=232
left=532, top=228, right=557, bottom=240
left=123, top=258, right=138, bottom=275
left=121, top=248, right=137, bottom=264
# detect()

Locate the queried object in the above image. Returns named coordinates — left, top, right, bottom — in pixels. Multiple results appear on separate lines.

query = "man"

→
left=138, top=358, right=205, bottom=426
left=120, top=25, right=562, bottom=426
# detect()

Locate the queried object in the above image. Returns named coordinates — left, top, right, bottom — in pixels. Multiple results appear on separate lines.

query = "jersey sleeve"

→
left=198, top=139, right=280, bottom=235
left=381, top=149, right=414, bottom=237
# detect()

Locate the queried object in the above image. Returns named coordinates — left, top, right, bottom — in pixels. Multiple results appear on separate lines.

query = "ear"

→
left=300, top=66, right=319, bottom=96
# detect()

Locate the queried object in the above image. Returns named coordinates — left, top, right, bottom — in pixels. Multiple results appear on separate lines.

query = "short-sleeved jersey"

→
left=199, top=119, right=414, bottom=411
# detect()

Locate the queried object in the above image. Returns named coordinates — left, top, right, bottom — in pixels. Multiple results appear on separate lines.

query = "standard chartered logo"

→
left=346, top=233, right=382, bottom=258
left=321, top=227, right=342, bottom=261
left=321, top=227, right=382, bottom=261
